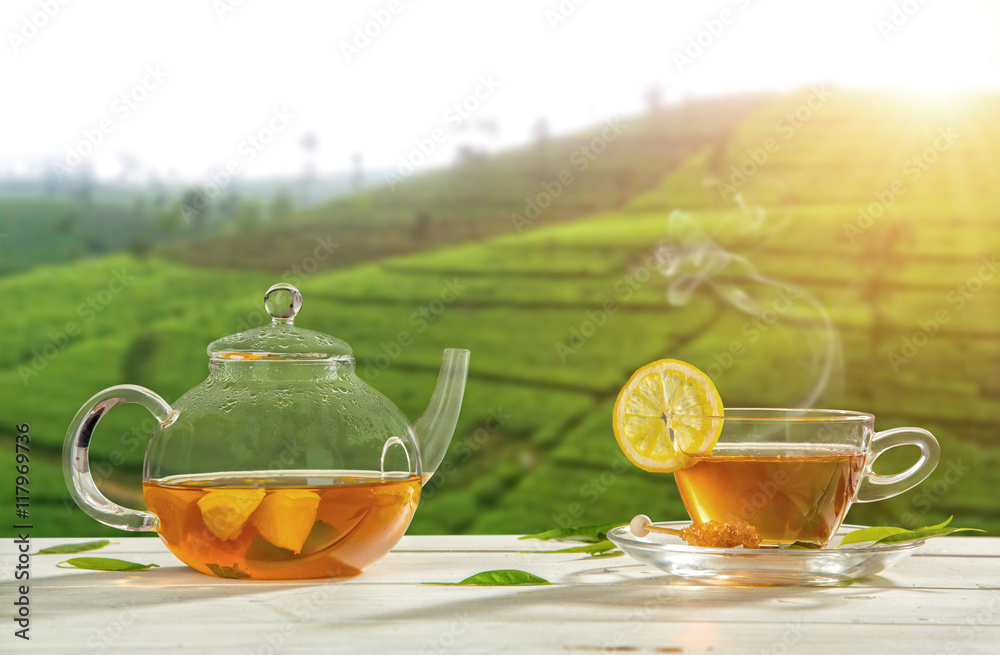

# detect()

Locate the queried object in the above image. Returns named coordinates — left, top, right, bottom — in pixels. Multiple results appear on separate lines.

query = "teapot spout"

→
left=413, top=348, right=470, bottom=484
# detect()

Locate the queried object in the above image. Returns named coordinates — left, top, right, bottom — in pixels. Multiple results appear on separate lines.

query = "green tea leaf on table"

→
left=839, top=517, right=985, bottom=547
left=207, top=563, right=252, bottom=579
left=58, top=557, right=159, bottom=572
left=426, top=569, right=552, bottom=586
left=520, top=523, right=621, bottom=543
left=588, top=550, right=625, bottom=559
left=780, top=541, right=823, bottom=549
left=536, top=540, right=619, bottom=556
left=838, top=527, right=911, bottom=547
left=917, top=516, right=955, bottom=531
left=874, top=526, right=984, bottom=545
left=38, top=540, right=113, bottom=554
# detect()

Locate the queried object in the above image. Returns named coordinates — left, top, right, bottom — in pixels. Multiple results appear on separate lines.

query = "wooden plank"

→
left=3, top=536, right=999, bottom=655
left=18, top=581, right=1000, bottom=625
left=16, top=555, right=1000, bottom=593
left=7, top=619, right=1000, bottom=654
left=14, top=538, right=1000, bottom=590
left=17, top=534, right=1000, bottom=556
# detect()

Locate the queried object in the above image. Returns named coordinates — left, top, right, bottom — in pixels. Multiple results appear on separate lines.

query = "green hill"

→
left=161, top=95, right=762, bottom=272
left=3, top=89, right=999, bottom=540
left=0, top=196, right=160, bottom=276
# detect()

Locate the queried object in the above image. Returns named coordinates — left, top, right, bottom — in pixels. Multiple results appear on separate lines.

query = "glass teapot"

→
left=63, top=283, right=469, bottom=580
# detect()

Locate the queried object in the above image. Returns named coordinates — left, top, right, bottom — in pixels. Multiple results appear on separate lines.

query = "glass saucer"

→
left=606, top=522, right=925, bottom=586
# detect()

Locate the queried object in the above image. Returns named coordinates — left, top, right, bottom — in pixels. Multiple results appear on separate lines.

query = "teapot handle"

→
left=63, top=385, right=177, bottom=532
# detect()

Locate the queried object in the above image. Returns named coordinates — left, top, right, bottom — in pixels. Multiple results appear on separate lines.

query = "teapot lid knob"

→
left=264, top=283, right=303, bottom=324
left=207, top=282, right=352, bottom=360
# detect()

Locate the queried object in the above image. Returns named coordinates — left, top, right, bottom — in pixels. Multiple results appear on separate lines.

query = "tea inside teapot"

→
left=144, top=470, right=420, bottom=579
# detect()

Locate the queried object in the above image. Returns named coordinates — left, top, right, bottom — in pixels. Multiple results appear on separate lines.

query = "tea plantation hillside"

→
left=3, top=89, right=999, bottom=539
left=162, top=94, right=761, bottom=273
left=0, top=196, right=159, bottom=275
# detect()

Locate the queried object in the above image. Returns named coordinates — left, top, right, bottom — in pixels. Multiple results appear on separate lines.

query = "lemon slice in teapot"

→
left=197, top=489, right=266, bottom=541
left=251, top=490, right=321, bottom=554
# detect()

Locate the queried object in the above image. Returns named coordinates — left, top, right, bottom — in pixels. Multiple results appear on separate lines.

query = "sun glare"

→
left=851, top=3, right=999, bottom=95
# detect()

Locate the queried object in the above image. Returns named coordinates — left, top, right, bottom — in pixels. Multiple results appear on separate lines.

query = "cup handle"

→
left=855, top=427, right=940, bottom=503
left=62, top=385, right=177, bottom=532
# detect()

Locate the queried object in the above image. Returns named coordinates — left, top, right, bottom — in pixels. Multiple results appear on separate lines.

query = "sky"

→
left=2, top=0, right=998, bottom=183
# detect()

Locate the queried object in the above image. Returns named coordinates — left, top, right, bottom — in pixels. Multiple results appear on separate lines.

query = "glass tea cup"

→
left=671, top=408, right=939, bottom=547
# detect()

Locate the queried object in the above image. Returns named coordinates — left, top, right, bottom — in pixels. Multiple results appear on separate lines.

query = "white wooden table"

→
left=3, top=535, right=1000, bottom=654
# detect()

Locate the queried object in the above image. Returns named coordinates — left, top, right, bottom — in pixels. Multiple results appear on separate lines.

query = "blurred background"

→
left=2, top=0, right=999, bottom=538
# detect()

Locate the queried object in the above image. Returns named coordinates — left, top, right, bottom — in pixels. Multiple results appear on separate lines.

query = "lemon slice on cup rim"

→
left=612, top=359, right=724, bottom=472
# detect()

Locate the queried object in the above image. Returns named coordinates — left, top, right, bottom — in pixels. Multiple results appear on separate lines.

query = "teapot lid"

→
left=208, top=283, right=353, bottom=361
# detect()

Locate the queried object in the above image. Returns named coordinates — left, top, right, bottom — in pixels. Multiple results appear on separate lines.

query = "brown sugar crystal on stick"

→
left=629, top=514, right=762, bottom=549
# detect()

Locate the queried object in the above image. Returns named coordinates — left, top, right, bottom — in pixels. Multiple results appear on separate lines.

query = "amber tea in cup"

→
left=672, top=409, right=939, bottom=546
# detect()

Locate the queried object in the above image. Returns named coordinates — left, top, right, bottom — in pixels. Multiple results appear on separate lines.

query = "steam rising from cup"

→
left=655, top=198, right=842, bottom=407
